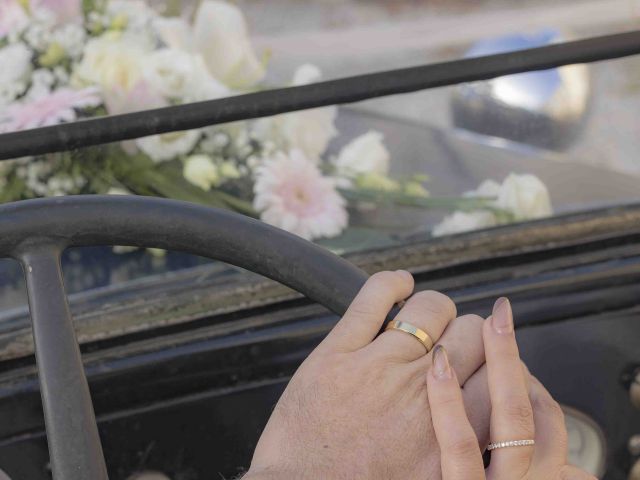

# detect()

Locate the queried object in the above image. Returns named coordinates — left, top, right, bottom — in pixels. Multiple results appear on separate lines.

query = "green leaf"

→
left=340, top=187, right=511, bottom=216
left=316, top=227, right=397, bottom=255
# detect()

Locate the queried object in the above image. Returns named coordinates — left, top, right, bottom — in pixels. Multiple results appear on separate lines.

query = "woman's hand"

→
left=247, top=271, right=492, bottom=480
left=426, top=297, right=597, bottom=480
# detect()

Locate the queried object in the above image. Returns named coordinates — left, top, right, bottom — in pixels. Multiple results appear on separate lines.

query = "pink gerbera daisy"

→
left=253, top=149, right=348, bottom=240
left=0, top=87, right=102, bottom=133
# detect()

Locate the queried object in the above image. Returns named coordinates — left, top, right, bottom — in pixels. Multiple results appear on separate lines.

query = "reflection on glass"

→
left=452, top=29, right=591, bottom=151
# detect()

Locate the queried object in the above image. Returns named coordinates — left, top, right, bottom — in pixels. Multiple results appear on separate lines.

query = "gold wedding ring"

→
left=385, top=320, right=434, bottom=353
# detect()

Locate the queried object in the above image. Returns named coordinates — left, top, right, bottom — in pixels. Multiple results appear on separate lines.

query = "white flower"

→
left=280, top=107, right=338, bottom=160
left=432, top=211, right=497, bottom=237
left=183, top=154, right=220, bottom=190
left=144, top=49, right=229, bottom=102
left=334, top=130, right=391, bottom=177
left=23, top=10, right=58, bottom=50
left=153, top=17, right=192, bottom=50
left=200, top=128, right=231, bottom=153
left=136, top=130, right=201, bottom=163
left=192, top=1, right=265, bottom=88
left=253, top=149, right=348, bottom=240
left=53, top=66, right=69, bottom=84
left=107, top=0, right=158, bottom=31
left=0, top=43, right=32, bottom=106
left=102, top=79, right=166, bottom=116
left=432, top=173, right=553, bottom=236
left=466, top=179, right=501, bottom=198
left=143, top=48, right=198, bottom=99
left=27, top=69, right=56, bottom=100
left=494, top=173, right=552, bottom=220
left=72, top=32, right=151, bottom=93
left=152, top=3, right=264, bottom=90
left=293, top=64, right=322, bottom=86
left=185, top=55, right=231, bottom=102
left=252, top=64, right=336, bottom=159
left=32, top=0, right=82, bottom=25
left=0, top=0, right=28, bottom=39
left=253, top=106, right=338, bottom=161
left=51, top=23, right=86, bottom=59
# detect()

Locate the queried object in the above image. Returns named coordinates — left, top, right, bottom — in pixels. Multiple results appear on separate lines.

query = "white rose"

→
left=153, top=17, right=192, bottom=50
left=252, top=106, right=337, bottom=161
left=334, top=130, right=390, bottom=177
left=495, top=173, right=552, bottom=220
left=192, top=1, right=265, bottom=88
left=183, top=55, right=230, bottom=102
left=281, top=106, right=338, bottom=160
left=183, top=154, right=220, bottom=190
left=432, top=210, right=497, bottom=237
left=433, top=173, right=553, bottom=237
left=72, top=33, right=150, bottom=93
left=0, top=43, right=32, bottom=104
left=466, top=179, right=501, bottom=198
left=144, top=49, right=193, bottom=98
left=136, top=130, right=201, bottom=163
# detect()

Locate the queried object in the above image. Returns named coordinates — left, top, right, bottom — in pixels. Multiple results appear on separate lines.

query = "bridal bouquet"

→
left=0, top=0, right=553, bottom=241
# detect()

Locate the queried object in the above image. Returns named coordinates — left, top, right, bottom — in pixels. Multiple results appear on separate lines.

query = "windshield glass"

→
left=0, top=0, right=639, bottom=309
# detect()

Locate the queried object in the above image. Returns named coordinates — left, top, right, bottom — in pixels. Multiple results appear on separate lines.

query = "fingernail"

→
left=432, top=345, right=452, bottom=379
left=491, top=297, right=513, bottom=334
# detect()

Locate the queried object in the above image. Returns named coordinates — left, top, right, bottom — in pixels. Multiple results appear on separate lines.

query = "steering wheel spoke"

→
left=20, top=245, right=108, bottom=480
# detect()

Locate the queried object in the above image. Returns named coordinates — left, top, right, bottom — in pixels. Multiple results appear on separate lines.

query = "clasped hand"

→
left=246, top=271, right=596, bottom=480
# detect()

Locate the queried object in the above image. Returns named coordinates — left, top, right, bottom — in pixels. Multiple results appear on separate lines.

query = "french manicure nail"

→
left=492, top=297, right=513, bottom=334
left=432, top=345, right=452, bottom=379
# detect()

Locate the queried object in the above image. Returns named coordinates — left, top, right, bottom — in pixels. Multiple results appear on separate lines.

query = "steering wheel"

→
left=0, top=195, right=371, bottom=480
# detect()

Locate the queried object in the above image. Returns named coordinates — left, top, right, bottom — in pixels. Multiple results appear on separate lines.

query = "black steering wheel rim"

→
left=0, top=195, right=370, bottom=480
left=2, top=195, right=368, bottom=314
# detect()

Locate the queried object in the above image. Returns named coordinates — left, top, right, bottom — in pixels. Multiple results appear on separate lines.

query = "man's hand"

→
left=246, top=271, right=491, bottom=480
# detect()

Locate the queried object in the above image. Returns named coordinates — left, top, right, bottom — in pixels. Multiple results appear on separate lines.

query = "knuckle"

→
left=533, top=393, right=564, bottom=419
left=410, top=290, right=456, bottom=319
left=453, top=314, right=484, bottom=331
left=457, top=313, right=484, bottom=325
left=501, top=400, right=534, bottom=433
left=532, top=394, right=567, bottom=442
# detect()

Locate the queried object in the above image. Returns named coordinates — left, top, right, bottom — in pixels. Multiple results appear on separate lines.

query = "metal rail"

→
left=1, top=196, right=370, bottom=479
left=1, top=30, right=640, bottom=160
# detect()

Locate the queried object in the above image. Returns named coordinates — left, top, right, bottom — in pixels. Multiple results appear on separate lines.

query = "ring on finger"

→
left=487, top=439, right=535, bottom=451
left=385, top=320, right=434, bottom=353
